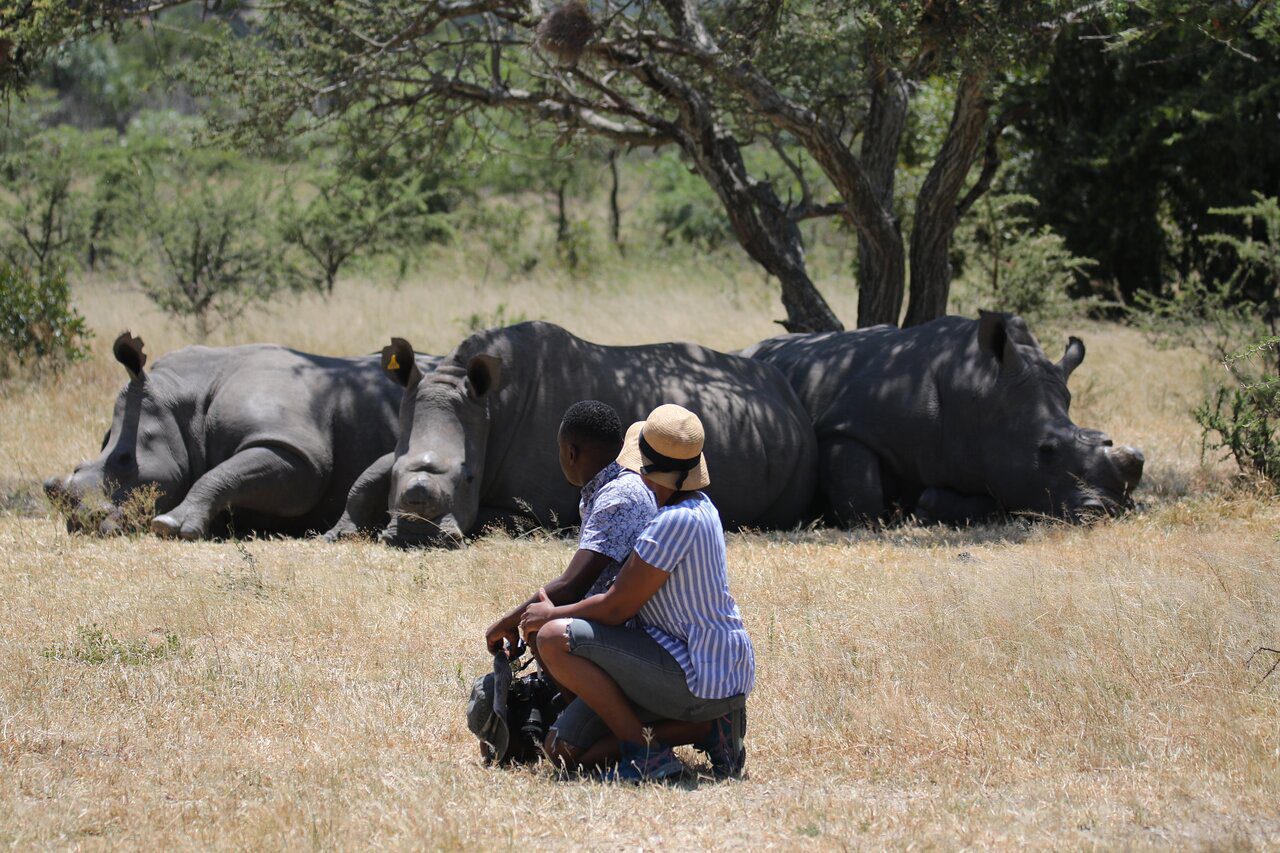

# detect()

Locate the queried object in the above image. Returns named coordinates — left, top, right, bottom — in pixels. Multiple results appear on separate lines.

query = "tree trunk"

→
left=709, top=59, right=903, bottom=329
left=607, top=149, right=623, bottom=252
left=904, top=70, right=991, bottom=327
left=856, top=65, right=909, bottom=328
left=685, top=125, right=842, bottom=332
left=554, top=180, right=569, bottom=243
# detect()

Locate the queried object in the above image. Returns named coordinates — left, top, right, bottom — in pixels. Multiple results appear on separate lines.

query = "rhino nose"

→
left=1106, top=445, right=1145, bottom=490
left=398, top=475, right=444, bottom=516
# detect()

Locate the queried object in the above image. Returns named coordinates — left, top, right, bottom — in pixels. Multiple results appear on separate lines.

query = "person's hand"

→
left=518, top=588, right=556, bottom=640
left=484, top=618, right=519, bottom=655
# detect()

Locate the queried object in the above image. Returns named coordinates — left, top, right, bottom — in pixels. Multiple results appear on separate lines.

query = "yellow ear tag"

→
left=387, top=354, right=400, bottom=371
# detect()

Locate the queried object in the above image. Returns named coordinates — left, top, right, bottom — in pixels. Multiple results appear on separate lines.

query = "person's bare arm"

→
left=484, top=549, right=614, bottom=652
left=518, top=551, right=670, bottom=636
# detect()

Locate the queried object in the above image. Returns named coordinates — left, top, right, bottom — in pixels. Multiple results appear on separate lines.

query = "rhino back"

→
left=454, top=321, right=816, bottom=528
left=748, top=318, right=982, bottom=487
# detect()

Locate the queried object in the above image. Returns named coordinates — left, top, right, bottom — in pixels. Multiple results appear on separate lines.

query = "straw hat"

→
left=617, top=404, right=710, bottom=491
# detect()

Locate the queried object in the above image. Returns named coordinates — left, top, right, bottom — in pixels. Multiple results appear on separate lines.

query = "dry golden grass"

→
left=1, top=260, right=1278, bottom=849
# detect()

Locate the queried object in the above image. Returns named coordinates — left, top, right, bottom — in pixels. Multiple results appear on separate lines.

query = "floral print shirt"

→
left=577, top=461, right=658, bottom=597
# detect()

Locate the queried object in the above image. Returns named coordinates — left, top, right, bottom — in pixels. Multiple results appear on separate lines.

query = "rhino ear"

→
left=382, top=337, right=421, bottom=388
left=977, top=310, right=1023, bottom=373
left=113, top=331, right=147, bottom=380
left=1058, top=336, right=1086, bottom=380
left=466, top=353, right=502, bottom=400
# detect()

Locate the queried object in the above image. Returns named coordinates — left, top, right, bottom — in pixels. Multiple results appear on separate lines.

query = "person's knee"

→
left=536, top=619, right=573, bottom=658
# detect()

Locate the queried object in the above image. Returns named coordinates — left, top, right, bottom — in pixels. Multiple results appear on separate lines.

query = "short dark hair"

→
left=559, top=400, right=623, bottom=450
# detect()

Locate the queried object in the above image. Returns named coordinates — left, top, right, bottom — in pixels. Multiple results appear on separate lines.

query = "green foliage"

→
left=280, top=135, right=455, bottom=295
left=647, top=154, right=732, bottom=251
left=951, top=192, right=1097, bottom=327
left=0, top=127, right=99, bottom=276
left=127, top=151, right=286, bottom=339
left=0, top=262, right=90, bottom=379
left=1010, top=3, right=1280, bottom=303
left=460, top=303, right=530, bottom=334
left=43, top=624, right=180, bottom=666
left=1137, top=194, right=1280, bottom=486
left=1195, top=338, right=1280, bottom=487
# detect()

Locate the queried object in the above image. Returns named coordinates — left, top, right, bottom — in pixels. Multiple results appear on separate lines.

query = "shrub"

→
left=0, top=128, right=94, bottom=277
left=951, top=192, right=1097, bottom=326
left=128, top=154, right=285, bottom=339
left=1139, top=195, right=1280, bottom=487
left=43, top=624, right=180, bottom=666
left=1195, top=338, right=1280, bottom=486
left=646, top=154, right=733, bottom=251
left=0, top=262, right=90, bottom=379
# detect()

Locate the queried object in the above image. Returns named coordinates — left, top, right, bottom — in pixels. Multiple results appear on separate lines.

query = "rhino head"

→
left=379, top=337, right=502, bottom=548
left=960, top=311, right=1144, bottom=520
left=43, top=332, right=189, bottom=534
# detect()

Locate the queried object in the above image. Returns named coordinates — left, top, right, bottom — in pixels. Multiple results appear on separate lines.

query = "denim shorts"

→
left=549, top=619, right=746, bottom=750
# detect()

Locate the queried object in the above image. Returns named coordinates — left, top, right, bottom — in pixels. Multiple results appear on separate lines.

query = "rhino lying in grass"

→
left=44, top=332, right=439, bottom=539
left=325, top=321, right=818, bottom=547
left=742, top=311, right=1145, bottom=525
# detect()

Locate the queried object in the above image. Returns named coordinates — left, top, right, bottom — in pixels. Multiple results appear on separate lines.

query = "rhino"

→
left=44, top=332, right=439, bottom=539
left=740, top=311, right=1145, bottom=524
left=326, top=321, right=818, bottom=547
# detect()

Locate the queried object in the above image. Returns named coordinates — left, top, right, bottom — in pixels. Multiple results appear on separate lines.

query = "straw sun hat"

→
left=617, top=404, right=710, bottom=491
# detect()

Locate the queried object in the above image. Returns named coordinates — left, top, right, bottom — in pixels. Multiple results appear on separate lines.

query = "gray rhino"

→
left=328, top=321, right=818, bottom=547
left=44, top=332, right=439, bottom=539
left=741, top=311, right=1145, bottom=524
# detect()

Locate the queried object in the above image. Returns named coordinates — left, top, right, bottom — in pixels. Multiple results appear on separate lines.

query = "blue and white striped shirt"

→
left=634, top=491, right=755, bottom=700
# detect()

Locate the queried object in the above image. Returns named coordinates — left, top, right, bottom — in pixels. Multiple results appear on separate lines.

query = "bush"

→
left=128, top=153, right=286, bottom=339
left=0, top=128, right=95, bottom=277
left=951, top=192, right=1097, bottom=326
left=1196, top=338, right=1280, bottom=486
left=646, top=154, right=733, bottom=251
left=0, top=262, right=90, bottom=379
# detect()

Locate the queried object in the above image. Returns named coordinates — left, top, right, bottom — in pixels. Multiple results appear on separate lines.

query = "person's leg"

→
left=537, top=618, right=649, bottom=744
left=573, top=720, right=712, bottom=769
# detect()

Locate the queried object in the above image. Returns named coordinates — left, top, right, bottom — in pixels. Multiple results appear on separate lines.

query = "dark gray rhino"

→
left=44, top=332, right=439, bottom=539
left=741, top=311, right=1145, bottom=524
left=327, top=321, right=818, bottom=547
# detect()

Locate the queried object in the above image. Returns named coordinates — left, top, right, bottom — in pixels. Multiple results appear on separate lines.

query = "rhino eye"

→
left=1038, top=442, right=1057, bottom=457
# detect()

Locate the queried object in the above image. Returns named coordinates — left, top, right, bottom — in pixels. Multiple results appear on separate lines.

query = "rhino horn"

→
left=1058, top=336, right=1086, bottom=380
left=1106, top=445, right=1145, bottom=491
left=113, top=331, right=147, bottom=380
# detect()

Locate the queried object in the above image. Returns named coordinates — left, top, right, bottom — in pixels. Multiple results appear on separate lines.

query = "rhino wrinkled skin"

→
left=742, top=311, right=1145, bottom=524
left=44, top=332, right=439, bottom=540
left=331, top=321, right=819, bottom=548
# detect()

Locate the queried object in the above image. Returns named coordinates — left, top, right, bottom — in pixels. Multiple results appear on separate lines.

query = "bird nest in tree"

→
left=537, top=1, right=596, bottom=66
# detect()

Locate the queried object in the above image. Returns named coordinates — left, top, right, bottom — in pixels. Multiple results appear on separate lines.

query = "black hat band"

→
left=639, top=431, right=699, bottom=490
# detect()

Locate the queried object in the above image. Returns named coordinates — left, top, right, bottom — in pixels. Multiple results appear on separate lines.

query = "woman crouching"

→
left=519, top=404, right=754, bottom=781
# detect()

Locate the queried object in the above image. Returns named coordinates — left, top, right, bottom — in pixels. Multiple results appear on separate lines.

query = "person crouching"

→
left=520, top=404, right=754, bottom=781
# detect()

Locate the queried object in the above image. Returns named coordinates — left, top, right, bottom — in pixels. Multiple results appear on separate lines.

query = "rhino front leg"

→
left=323, top=452, right=394, bottom=542
left=819, top=438, right=886, bottom=527
left=152, top=446, right=322, bottom=540
left=913, top=488, right=1001, bottom=526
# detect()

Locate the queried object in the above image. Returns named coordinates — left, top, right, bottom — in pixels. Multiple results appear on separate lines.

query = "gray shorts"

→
left=549, top=619, right=746, bottom=750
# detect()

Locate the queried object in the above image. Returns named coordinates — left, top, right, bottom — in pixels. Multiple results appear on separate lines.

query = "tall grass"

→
left=1, top=263, right=1276, bottom=847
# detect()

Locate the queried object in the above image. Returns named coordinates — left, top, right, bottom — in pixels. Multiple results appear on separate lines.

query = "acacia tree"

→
left=199, top=0, right=1118, bottom=331
left=13, top=1, right=1249, bottom=329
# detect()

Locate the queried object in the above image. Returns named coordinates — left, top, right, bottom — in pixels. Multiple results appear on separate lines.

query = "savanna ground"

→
left=1, top=257, right=1278, bottom=849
